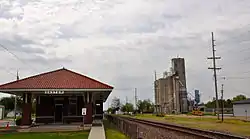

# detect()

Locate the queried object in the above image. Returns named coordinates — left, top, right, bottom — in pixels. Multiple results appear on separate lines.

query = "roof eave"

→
left=233, top=102, right=250, bottom=105
left=0, top=88, right=113, bottom=93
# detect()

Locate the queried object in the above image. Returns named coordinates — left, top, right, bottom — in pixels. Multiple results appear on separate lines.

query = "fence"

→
left=106, top=115, right=139, bottom=139
left=204, top=108, right=234, bottom=114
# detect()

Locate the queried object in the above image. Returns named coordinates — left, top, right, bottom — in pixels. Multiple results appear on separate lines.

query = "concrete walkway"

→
left=88, top=120, right=106, bottom=139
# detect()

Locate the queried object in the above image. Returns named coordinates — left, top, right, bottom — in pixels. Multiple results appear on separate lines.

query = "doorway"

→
left=55, top=104, right=63, bottom=123
left=95, top=102, right=103, bottom=120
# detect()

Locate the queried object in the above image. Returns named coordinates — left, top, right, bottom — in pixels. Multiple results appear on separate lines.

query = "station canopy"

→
left=0, top=68, right=113, bottom=101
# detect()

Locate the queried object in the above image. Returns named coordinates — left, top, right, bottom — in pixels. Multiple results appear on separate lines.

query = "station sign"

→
left=82, top=108, right=87, bottom=116
left=44, top=90, right=64, bottom=94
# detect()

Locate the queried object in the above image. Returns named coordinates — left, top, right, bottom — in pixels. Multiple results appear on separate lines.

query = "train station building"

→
left=0, top=68, right=113, bottom=126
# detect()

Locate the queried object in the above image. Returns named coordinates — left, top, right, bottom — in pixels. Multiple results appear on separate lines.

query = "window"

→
left=68, top=104, right=77, bottom=116
left=69, top=99, right=77, bottom=104
left=68, top=96, right=77, bottom=116
left=69, top=96, right=77, bottom=104
left=54, top=97, right=64, bottom=104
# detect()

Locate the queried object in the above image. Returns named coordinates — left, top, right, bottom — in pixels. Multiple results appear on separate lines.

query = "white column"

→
left=87, top=92, right=89, bottom=103
left=25, top=93, right=28, bottom=103
left=83, top=93, right=85, bottom=104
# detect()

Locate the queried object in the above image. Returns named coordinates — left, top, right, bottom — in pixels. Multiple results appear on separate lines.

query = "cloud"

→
left=1, top=0, right=250, bottom=109
left=0, top=34, right=45, bottom=54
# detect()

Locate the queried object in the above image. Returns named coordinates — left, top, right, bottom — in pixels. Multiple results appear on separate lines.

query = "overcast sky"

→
left=1, top=0, right=250, bottom=109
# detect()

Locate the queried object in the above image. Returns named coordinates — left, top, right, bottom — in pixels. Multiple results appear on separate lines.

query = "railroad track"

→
left=118, top=116, right=248, bottom=139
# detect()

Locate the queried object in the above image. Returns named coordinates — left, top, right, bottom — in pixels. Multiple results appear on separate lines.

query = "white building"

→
left=6, top=110, right=22, bottom=118
left=233, top=99, right=250, bottom=117
left=0, top=105, right=4, bottom=120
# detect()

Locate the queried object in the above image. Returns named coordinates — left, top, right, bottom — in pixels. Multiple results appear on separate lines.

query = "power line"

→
left=219, top=46, right=250, bottom=55
left=0, top=68, right=16, bottom=77
left=207, top=32, right=221, bottom=120
left=218, top=76, right=250, bottom=80
left=219, top=70, right=250, bottom=76
left=225, top=85, right=250, bottom=96
left=0, top=43, right=39, bottom=73
left=224, top=77, right=250, bottom=80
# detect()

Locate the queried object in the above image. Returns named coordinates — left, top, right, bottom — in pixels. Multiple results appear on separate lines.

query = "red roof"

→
left=0, top=68, right=113, bottom=90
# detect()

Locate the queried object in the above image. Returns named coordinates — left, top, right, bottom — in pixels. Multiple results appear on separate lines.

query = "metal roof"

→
left=233, top=98, right=250, bottom=105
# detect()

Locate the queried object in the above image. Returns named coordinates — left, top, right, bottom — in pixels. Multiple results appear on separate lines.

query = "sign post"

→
left=82, top=108, right=87, bottom=129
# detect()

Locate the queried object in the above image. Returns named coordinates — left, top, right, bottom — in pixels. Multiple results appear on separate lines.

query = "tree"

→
left=136, top=99, right=154, bottom=113
left=107, top=108, right=112, bottom=113
left=137, top=100, right=145, bottom=113
left=0, top=95, right=37, bottom=114
left=0, top=95, right=23, bottom=110
left=110, top=97, right=121, bottom=114
left=121, top=103, right=134, bottom=113
left=232, top=95, right=247, bottom=102
left=225, top=99, right=233, bottom=108
left=205, top=99, right=232, bottom=108
left=111, top=97, right=121, bottom=109
left=205, top=94, right=247, bottom=108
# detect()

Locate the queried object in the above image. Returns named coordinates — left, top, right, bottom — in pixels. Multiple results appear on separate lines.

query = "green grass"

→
left=129, top=114, right=250, bottom=136
left=0, top=131, right=89, bottom=139
left=103, top=120, right=128, bottom=139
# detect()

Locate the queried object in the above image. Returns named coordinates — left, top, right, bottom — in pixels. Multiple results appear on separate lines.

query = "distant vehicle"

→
left=6, top=110, right=22, bottom=118
left=192, top=107, right=204, bottom=116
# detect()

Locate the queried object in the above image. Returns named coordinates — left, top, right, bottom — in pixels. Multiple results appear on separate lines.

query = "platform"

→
left=88, top=120, right=106, bottom=139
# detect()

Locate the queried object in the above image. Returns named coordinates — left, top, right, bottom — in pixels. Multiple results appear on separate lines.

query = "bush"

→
left=156, top=113, right=165, bottom=117
left=15, top=117, right=22, bottom=126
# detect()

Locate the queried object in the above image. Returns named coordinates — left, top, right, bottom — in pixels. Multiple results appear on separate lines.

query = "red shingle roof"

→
left=0, top=68, right=113, bottom=90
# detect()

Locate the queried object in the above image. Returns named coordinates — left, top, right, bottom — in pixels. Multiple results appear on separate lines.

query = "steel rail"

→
left=119, top=116, right=248, bottom=139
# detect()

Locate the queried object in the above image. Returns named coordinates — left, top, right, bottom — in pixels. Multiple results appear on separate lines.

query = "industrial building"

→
left=233, top=98, right=250, bottom=117
left=154, top=58, right=188, bottom=114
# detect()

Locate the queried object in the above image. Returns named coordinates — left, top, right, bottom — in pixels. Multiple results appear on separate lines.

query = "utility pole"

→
left=135, top=88, right=137, bottom=110
left=208, top=32, right=221, bottom=120
left=154, top=70, right=158, bottom=114
left=221, top=84, right=224, bottom=122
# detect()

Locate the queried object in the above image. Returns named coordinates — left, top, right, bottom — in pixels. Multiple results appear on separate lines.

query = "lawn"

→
left=103, top=120, right=128, bottom=139
left=0, top=131, right=89, bottom=139
left=131, top=114, right=250, bottom=136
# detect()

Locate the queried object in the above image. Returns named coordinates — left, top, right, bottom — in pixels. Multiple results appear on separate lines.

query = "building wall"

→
left=0, top=106, right=4, bottom=120
left=172, top=58, right=187, bottom=88
left=36, top=95, right=95, bottom=124
left=172, top=58, right=188, bottom=113
left=233, top=104, right=250, bottom=117
left=154, top=58, right=189, bottom=114
left=172, top=77, right=180, bottom=113
left=155, top=76, right=177, bottom=114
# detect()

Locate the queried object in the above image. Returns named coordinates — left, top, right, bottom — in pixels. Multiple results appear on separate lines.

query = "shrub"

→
left=15, top=117, right=22, bottom=126
left=156, top=113, right=165, bottom=117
